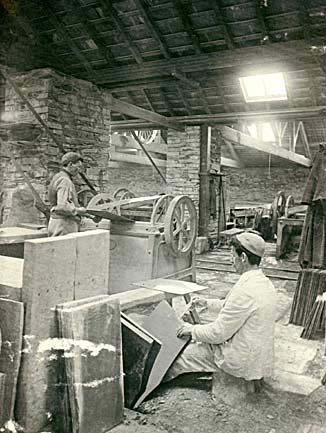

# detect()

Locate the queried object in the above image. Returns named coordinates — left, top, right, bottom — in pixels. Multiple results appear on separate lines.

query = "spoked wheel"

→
left=164, top=195, right=197, bottom=256
left=270, top=190, right=286, bottom=237
left=150, top=194, right=174, bottom=225
left=77, top=188, right=96, bottom=207
left=113, top=188, right=136, bottom=200
left=87, top=193, right=119, bottom=213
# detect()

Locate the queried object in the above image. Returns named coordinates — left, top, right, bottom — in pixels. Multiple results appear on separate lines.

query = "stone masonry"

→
left=0, top=68, right=111, bottom=225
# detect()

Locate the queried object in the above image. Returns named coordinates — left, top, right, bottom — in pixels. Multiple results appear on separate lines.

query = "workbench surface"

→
left=0, top=227, right=47, bottom=244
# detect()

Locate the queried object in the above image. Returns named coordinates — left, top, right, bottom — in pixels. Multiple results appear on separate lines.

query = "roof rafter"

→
left=221, top=125, right=311, bottom=167
left=176, top=85, right=192, bottom=115
left=33, top=0, right=98, bottom=76
left=68, top=0, right=117, bottom=65
left=133, top=0, right=170, bottom=59
left=207, top=0, right=235, bottom=49
left=255, top=0, right=270, bottom=42
left=173, top=0, right=202, bottom=54
left=99, top=0, right=143, bottom=65
left=142, top=89, right=155, bottom=112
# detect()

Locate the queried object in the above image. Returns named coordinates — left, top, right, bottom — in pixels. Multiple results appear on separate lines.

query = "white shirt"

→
left=192, top=269, right=277, bottom=380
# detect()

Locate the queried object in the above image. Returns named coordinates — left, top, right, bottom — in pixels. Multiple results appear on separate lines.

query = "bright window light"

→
left=239, top=72, right=287, bottom=102
left=248, top=123, right=276, bottom=142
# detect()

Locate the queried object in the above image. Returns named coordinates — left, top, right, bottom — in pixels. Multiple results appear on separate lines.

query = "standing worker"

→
left=48, top=152, right=87, bottom=237
left=165, top=232, right=277, bottom=383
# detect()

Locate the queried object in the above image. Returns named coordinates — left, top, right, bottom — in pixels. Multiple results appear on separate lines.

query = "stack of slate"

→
left=301, top=293, right=326, bottom=340
left=290, top=269, right=326, bottom=326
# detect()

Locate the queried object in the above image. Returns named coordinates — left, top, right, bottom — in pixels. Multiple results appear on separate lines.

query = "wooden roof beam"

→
left=173, top=0, right=202, bottom=54
left=100, top=0, right=143, bottom=64
left=207, top=0, right=235, bottom=49
left=105, top=94, right=184, bottom=132
left=221, top=125, right=311, bottom=167
left=111, top=106, right=326, bottom=131
left=84, top=41, right=314, bottom=84
left=133, top=0, right=170, bottom=59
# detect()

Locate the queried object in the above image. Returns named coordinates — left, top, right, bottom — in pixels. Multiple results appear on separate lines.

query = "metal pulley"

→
left=163, top=195, right=198, bottom=257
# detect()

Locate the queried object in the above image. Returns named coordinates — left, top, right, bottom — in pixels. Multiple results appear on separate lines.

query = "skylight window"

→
left=247, top=123, right=276, bottom=142
left=239, top=72, right=287, bottom=102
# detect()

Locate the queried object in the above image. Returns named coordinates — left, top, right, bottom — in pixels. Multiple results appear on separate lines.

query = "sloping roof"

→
left=1, top=0, right=326, bottom=166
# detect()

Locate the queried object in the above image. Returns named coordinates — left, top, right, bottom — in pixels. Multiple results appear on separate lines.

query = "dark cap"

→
left=61, top=152, right=83, bottom=166
left=235, top=232, right=265, bottom=257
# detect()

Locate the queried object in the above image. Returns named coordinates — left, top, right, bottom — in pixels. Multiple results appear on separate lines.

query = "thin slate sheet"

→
left=57, top=298, right=124, bottom=433
left=121, top=314, right=161, bottom=408
left=0, top=298, right=24, bottom=426
left=136, top=278, right=208, bottom=295
left=134, top=301, right=190, bottom=408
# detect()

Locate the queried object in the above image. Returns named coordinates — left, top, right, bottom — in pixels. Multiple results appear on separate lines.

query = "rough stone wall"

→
left=106, top=163, right=166, bottom=197
left=0, top=68, right=111, bottom=225
left=166, top=126, right=201, bottom=207
left=223, top=166, right=310, bottom=207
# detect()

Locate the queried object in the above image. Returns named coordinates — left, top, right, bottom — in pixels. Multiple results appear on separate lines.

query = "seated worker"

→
left=48, top=152, right=87, bottom=237
left=165, top=232, right=277, bottom=383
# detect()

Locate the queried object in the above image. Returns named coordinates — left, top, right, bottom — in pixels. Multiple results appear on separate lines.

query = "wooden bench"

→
left=212, top=369, right=264, bottom=405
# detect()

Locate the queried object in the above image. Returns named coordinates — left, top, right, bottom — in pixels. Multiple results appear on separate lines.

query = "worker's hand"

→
left=76, top=207, right=87, bottom=216
left=191, top=296, right=208, bottom=310
left=176, top=323, right=194, bottom=339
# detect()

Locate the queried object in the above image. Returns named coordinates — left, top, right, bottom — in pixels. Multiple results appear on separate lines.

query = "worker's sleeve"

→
left=191, top=291, right=255, bottom=345
left=52, top=179, right=79, bottom=217
left=206, top=299, right=225, bottom=315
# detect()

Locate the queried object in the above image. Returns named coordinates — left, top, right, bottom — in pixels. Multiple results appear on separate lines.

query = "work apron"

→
left=48, top=216, right=79, bottom=237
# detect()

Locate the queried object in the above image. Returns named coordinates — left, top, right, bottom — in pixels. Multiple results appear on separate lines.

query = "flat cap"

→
left=61, top=151, right=83, bottom=165
left=235, top=232, right=265, bottom=258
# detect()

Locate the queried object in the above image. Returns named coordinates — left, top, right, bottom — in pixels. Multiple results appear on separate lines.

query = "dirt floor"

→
left=112, top=373, right=326, bottom=433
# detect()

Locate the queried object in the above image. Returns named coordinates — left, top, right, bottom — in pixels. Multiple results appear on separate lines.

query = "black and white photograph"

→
left=0, top=1, right=326, bottom=432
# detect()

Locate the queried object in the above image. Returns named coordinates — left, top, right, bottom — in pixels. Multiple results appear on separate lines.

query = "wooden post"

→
left=198, top=125, right=211, bottom=237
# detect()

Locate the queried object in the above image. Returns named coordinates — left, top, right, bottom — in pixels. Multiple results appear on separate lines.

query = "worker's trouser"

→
left=48, top=217, right=79, bottom=237
left=164, top=341, right=222, bottom=382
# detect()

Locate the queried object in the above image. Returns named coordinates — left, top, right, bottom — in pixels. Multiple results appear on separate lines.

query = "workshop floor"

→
left=114, top=244, right=326, bottom=433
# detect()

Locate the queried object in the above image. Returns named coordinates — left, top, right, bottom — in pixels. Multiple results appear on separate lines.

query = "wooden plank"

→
left=0, top=298, right=24, bottom=425
left=58, top=298, right=124, bottom=433
left=109, top=151, right=166, bottom=167
left=121, top=314, right=161, bottom=408
left=221, top=156, right=240, bottom=168
left=105, top=94, right=184, bottom=132
left=134, top=300, right=190, bottom=408
left=221, top=126, right=312, bottom=167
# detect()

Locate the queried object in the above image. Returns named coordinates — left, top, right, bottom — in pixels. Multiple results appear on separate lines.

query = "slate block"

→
left=58, top=298, right=124, bottom=433
left=121, top=313, right=161, bottom=408
left=134, top=301, right=190, bottom=408
left=0, top=298, right=24, bottom=426
left=66, top=230, right=110, bottom=299
left=16, top=235, right=76, bottom=432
